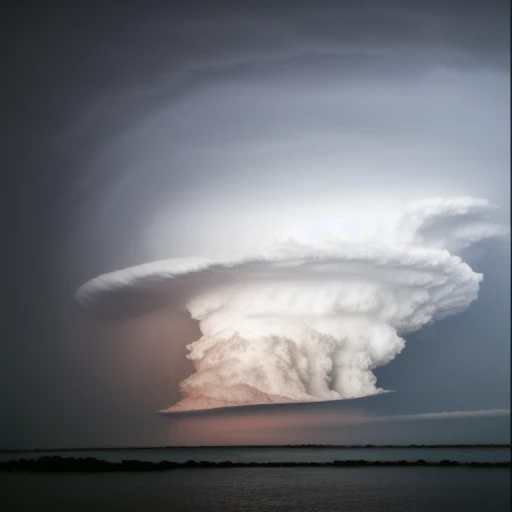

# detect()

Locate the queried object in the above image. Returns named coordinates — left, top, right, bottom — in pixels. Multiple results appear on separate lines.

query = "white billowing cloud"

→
left=76, top=197, right=508, bottom=412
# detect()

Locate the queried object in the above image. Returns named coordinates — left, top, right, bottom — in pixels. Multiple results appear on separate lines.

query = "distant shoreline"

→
left=1, top=457, right=510, bottom=473
left=1, top=444, right=509, bottom=453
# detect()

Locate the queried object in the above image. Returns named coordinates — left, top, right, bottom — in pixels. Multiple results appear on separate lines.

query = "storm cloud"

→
left=77, top=197, right=508, bottom=411
left=3, top=1, right=509, bottom=448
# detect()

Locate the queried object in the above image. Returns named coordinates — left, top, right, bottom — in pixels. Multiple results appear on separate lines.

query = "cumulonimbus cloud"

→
left=76, top=197, right=508, bottom=412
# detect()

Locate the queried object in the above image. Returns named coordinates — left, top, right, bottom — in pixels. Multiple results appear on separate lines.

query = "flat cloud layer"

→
left=76, top=197, right=508, bottom=412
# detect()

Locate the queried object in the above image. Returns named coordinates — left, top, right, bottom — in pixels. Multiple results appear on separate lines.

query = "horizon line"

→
left=1, top=443, right=510, bottom=453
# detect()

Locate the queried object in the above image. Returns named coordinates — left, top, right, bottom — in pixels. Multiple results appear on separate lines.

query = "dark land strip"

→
left=1, top=457, right=510, bottom=473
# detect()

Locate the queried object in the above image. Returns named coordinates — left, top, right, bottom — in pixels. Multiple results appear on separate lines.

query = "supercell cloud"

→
left=76, top=197, right=508, bottom=412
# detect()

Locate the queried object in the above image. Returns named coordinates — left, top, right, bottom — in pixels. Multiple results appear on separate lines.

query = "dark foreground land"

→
left=1, top=456, right=510, bottom=472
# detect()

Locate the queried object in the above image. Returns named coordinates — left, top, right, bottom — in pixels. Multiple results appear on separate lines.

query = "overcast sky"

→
left=3, top=0, right=510, bottom=449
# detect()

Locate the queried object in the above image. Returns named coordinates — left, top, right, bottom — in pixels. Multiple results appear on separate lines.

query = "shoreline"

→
left=1, top=457, right=510, bottom=473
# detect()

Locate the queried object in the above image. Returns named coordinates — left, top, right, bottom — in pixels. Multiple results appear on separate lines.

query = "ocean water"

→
left=2, top=467, right=510, bottom=512
left=1, top=446, right=509, bottom=463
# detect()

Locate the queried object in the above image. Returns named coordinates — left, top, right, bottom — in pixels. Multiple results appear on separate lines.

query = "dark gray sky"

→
left=3, top=0, right=510, bottom=449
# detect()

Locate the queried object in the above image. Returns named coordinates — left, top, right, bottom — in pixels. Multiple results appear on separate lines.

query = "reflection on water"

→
left=3, top=467, right=510, bottom=512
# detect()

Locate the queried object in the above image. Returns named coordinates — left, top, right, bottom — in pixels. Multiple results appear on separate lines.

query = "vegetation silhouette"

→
left=0, top=456, right=509, bottom=473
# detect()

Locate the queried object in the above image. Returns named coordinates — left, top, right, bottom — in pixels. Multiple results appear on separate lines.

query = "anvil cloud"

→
left=77, top=197, right=507, bottom=412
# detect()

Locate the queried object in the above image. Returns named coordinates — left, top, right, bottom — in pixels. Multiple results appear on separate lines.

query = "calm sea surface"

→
left=1, top=446, right=509, bottom=463
left=2, top=467, right=510, bottom=512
